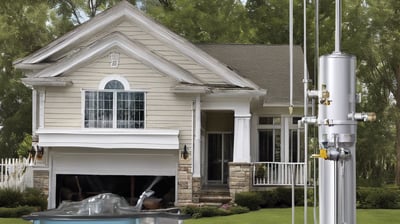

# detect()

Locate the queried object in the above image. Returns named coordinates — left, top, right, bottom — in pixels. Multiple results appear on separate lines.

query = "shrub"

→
left=357, top=187, right=400, bottom=209
left=234, top=191, right=263, bottom=211
left=0, top=188, right=23, bottom=207
left=22, top=188, right=47, bottom=210
left=181, top=205, right=249, bottom=219
left=228, top=205, right=249, bottom=214
left=258, top=190, right=279, bottom=208
left=0, top=206, right=38, bottom=218
left=0, top=187, right=47, bottom=211
left=181, top=206, right=229, bottom=218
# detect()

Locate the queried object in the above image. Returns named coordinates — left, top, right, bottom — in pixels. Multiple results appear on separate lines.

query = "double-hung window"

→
left=84, top=80, right=144, bottom=128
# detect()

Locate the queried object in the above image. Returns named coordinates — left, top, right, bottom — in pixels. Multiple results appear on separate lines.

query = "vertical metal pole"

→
left=303, top=1, right=308, bottom=224
left=313, top=1, right=319, bottom=223
left=289, top=1, right=295, bottom=223
left=335, top=0, right=342, bottom=53
left=289, top=0, right=294, bottom=114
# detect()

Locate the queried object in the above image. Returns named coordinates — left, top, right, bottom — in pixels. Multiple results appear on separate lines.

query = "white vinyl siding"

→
left=85, top=20, right=228, bottom=84
left=43, top=52, right=193, bottom=146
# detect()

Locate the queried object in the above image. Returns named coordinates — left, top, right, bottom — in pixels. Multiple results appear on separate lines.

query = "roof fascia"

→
left=21, top=77, right=73, bottom=87
left=35, top=32, right=202, bottom=84
left=16, top=1, right=260, bottom=89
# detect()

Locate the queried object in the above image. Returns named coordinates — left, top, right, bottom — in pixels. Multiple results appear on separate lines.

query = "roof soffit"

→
left=15, top=1, right=260, bottom=90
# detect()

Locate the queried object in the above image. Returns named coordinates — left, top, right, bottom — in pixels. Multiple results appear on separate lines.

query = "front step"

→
left=199, top=186, right=232, bottom=204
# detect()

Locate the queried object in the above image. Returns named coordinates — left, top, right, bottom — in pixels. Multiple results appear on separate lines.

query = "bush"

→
left=181, top=205, right=249, bottom=219
left=258, top=190, right=279, bottom=208
left=357, top=187, right=400, bottom=209
left=234, top=191, right=263, bottom=211
left=0, top=188, right=23, bottom=207
left=22, top=188, right=47, bottom=210
left=228, top=205, right=249, bottom=214
left=0, top=187, right=47, bottom=211
left=0, top=206, right=38, bottom=218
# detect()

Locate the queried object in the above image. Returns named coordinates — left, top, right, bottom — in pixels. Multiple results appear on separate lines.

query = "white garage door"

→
left=51, top=149, right=178, bottom=176
left=48, top=148, right=178, bottom=208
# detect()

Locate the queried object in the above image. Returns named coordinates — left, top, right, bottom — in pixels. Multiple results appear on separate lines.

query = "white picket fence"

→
left=0, top=157, right=34, bottom=190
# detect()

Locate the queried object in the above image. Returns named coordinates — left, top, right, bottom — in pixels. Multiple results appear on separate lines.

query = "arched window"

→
left=84, top=78, right=145, bottom=129
left=104, top=80, right=125, bottom=90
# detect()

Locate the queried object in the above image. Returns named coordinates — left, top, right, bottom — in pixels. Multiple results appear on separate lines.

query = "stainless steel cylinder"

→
left=318, top=53, right=357, bottom=224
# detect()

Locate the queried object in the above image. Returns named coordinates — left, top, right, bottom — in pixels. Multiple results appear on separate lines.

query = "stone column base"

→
left=192, top=177, right=201, bottom=203
left=228, top=162, right=252, bottom=201
left=176, top=163, right=192, bottom=205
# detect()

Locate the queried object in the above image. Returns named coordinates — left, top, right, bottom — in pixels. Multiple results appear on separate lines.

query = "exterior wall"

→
left=43, top=52, right=194, bottom=138
left=41, top=52, right=196, bottom=205
left=33, top=170, right=49, bottom=198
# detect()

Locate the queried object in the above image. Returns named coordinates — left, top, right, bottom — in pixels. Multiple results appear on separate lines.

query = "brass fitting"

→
left=311, top=149, right=328, bottom=160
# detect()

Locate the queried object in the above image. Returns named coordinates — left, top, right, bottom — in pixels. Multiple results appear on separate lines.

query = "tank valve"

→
left=311, top=148, right=351, bottom=161
left=311, top=149, right=328, bottom=160
left=319, top=85, right=331, bottom=105
left=348, top=112, right=376, bottom=122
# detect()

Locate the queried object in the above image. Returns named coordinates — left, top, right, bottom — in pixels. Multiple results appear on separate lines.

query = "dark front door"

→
left=207, top=133, right=233, bottom=184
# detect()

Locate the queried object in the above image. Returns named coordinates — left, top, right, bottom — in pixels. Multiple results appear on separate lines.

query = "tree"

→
left=0, top=1, right=54, bottom=158
left=147, top=0, right=252, bottom=43
left=48, top=0, right=137, bottom=25
left=357, top=0, right=400, bottom=185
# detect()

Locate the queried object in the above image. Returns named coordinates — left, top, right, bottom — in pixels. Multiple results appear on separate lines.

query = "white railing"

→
left=0, top=157, right=34, bottom=190
left=252, top=162, right=306, bottom=186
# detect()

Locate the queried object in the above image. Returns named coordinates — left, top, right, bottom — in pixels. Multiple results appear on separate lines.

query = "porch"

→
left=252, top=162, right=307, bottom=186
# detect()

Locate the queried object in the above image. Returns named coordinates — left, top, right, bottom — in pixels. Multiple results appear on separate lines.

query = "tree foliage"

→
left=147, top=0, right=252, bottom=43
left=0, top=1, right=54, bottom=158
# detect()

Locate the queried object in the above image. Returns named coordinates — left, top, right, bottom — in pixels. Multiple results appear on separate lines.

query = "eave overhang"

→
left=21, top=77, right=73, bottom=87
left=36, top=128, right=180, bottom=149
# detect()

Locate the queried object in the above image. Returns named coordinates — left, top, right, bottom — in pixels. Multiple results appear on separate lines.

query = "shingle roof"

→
left=197, top=44, right=305, bottom=106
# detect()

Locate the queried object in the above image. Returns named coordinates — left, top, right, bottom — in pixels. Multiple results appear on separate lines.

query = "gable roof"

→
left=14, top=0, right=260, bottom=91
left=32, top=32, right=203, bottom=84
left=197, top=44, right=304, bottom=106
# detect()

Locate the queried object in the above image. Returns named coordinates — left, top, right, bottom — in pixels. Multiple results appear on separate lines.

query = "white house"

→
left=14, top=1, right=305, bottom=208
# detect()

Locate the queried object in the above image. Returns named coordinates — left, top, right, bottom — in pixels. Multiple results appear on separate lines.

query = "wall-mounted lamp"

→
left=181, top=145, right=189, bottom=160
left=30, top=145, right=44, bottom=159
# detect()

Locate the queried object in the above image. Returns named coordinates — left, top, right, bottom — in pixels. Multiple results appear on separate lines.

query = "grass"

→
left=1, top=208, right=400, bottom=224
left=185, top=207, right=400, bottom=224
left=0, top=218, right=30, bottom=224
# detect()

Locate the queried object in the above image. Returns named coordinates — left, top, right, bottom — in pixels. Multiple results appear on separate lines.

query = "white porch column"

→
left=193, top=96, right=201, bottom=177
left=233, top=114, right=251, bottom=162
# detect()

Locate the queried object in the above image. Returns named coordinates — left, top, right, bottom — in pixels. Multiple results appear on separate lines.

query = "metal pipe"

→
left=290, top=1, right=295, bottom=223
left=303, top=1, right=309, bottom=224
left=289, top=0, right=294, bottom=114
left=335, top=0, right=342, bottom=53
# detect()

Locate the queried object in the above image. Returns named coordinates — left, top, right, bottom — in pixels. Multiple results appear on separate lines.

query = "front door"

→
left=207, top=133, right=233, bottom=184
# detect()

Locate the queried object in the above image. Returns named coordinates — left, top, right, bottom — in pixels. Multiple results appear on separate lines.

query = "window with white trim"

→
left=258, top=116, right=303, bottom=162
left=84, top=80, right=145, bottom=128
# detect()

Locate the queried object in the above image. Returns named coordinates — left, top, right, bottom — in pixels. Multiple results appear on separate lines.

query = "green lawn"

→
left=185, top=208, right=400, bottom=224
left=1, top=208, right=400, bottom=224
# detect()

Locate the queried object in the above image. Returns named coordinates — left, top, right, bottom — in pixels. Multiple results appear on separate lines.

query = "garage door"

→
left=51, top=149, right=178, bottom=176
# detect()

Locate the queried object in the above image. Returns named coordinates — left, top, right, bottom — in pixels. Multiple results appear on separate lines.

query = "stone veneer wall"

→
left=33, top=169, right=49, bottom=197
left=228, top=162, right=252, bottom=201
left=191, top=177, right=201, bottom=203
left=177, top=163, right=192, bottom=205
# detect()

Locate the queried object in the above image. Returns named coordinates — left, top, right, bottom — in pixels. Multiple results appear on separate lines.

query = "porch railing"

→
left=0, top=157, right=34, bottom=190
left=252, top=162, right=306, bottom=186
